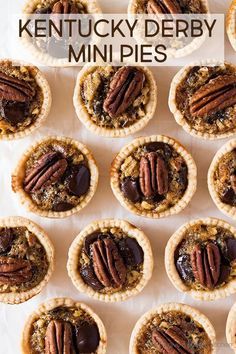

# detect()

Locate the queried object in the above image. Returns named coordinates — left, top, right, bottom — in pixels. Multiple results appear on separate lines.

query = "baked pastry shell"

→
left=21, top=297, right=107, bottom=354
left=165, top=217, right=236, bottom=301
left=67, top=219, right=153, bottom=302
left=129, top=302, right=216, bottom=354
left=11, top=136, right=99, bottom=218
left=226, top=302, right=236, bottom=352
left=226, top=0, right=236, bottom=51
left=110, top=135, right=197, bottom=218
left=0, top=216, right=54, bottom=305
left=0, top=59, right=51, bottom=140
left=73, top=64, right=157, bottom=137
left=208, top=139, right=236, bottom=220
left=22, top=0, right=102, bottom=67
left=169, top=60, right=236, bottom=139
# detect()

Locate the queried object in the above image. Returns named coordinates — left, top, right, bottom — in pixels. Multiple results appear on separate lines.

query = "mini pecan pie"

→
left=227, top=0, right=236, bottom=51
left=110, top=135, right=196, bottom=218
left=23, top=0, right=101, bottom=66
left=21, top=297, right=107, bottom=353
left=0, top=216, right=54, bottom=304
left=208, top=139, right=236, bottom=219
left=67, top=219, right=153, bottom=302
left=129, top=303, right=216, bottom=354
left=169, top=61, right=236, bottom=139
left=0, top=60, right=51, bottom=140
left=165, top=218, right=236, bottom=301
left=226, top=302, right=236, bottom=352
left=128, top=0, right=208, bottom=14
left=73, top=65, right=157, bottom=137
left=12, top=136, right=98, bottom=218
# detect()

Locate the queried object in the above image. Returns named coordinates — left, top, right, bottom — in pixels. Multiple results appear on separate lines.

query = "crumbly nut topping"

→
left=136, top=311, right=212, bottom=354
left=79, top=227, right=144, bottom=294
left=80, top=66, right=150, bottom=129
left=134, top=0, right=207, bottom=14
left=0, top=62, right=43, bottom=135
left=175, top=64, right=236, bottom=135
left=213, top=149, right=236, bottom=206
left=119, top=142, right=188, bottom=213
left=0, top=227, right=48, bottom=293
left=175, top=224, right=236, bottom=291
left=23, top=139, right=91, bottom=212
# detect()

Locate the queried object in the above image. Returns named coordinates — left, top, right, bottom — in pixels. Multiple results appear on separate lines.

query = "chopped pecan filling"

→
left=30, top=306, right=100, bottom=354
left=175, top=64, right=236, bottom=135
left=119, top=142, right=188, bottom=213
left=136, top=311, right=212, bottom=353
left=213, top=149, right=236, bottom=206
left=174, top=224, right=236, bottom=291
left=0, top=227, right=48, bottom=293
left=81, top=66, right=150, bottom=129
left=0, top=62, right=43, bottom=135
left=134, top=0, right=207, bottom=14
left=23, top=139, right=91, bottom=212
left=79, top=227, right=144, bottom=294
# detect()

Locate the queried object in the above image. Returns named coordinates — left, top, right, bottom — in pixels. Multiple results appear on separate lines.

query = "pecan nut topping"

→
left=52, top=0, right=79, bottom=14
left=0, top=256, right=32, bottom=285
left=147, top=0, right=182, bottom=14
left=190, top=75, right=236, bottom=117
left=92, top=238, right=127, bottom=288
left=152, top=326, right=194, bottom=354
left=190, top=243, right=221, bottom=289
left=139, top=152, right=168, bottom=198
left=103, top=67, right=145, bottom=118
left=0, top=71, right=34, bottom=103
left=24, top=152, right=68, bottom=193
left=45, top=320, right=75, bottom=354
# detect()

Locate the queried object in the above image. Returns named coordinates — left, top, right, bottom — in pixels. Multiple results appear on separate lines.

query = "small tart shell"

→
left=0, top=59, right=51, bottom=140
left=129, top=302, right=216, bottom=354
left=169, top=60, right=236, bottom=140
left=110, top=135, right=197, bottom=219
left=73, top=64, right=157, bottom=137
left=67, top=219, right=153, bottom=302
left=227, top=0, right=236, bottom=51
left=11, top=136, right=99, bottom=218
left=226, top=302, right=236, bottom=352
left=22, top=0, right=102, bottom=67
left=165, top=217, right=236, bottom=301
left=0, top=216, right=54, bottom=305
left=208, top=139, right=236, bottom=220
left=21, top=297, right=107, bottom=354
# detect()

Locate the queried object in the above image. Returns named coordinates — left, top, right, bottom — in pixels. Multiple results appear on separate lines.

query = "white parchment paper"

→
left=1, top=0, right=235, bottom=353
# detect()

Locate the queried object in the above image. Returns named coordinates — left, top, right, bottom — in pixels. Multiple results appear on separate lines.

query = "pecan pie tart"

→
left=21, top=297, right=107, bottom=354
left=169, top=61, right=236, bottom=139
left=227, top=0, right=236, bottom=51
left=165, top=218, right=236, bottom=301
left=12, top=136, right=98, bottom=218
left=73, top=65, right=157, bottom=137
left=208, top=139, right=236, bottom=219
left=23, top=0, right=101, bottom=66
left=226, top=302, right=236, bottom=352
left=0, top=60, right=51, bottom=140
left=0, top=216, right=54, bottom=304
left=67, top=219, right=153, bottom=302
left=128, top=0, right=208, bottom=14
left=129, top=303, right=216, bottom=354
left=110, top=135, right=196, bottom=218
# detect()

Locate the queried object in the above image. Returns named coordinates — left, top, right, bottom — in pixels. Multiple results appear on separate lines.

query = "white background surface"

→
left=1, top=0, right=236, bottom=353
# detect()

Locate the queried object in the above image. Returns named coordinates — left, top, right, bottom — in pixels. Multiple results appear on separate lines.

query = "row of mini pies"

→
left=1, top=59, right=236, bottom=140
left=20, top=297, right=236, bottom=353
left=0, top=216, right=235, bottom=305
left=10, top=135, right=236, bottom=220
